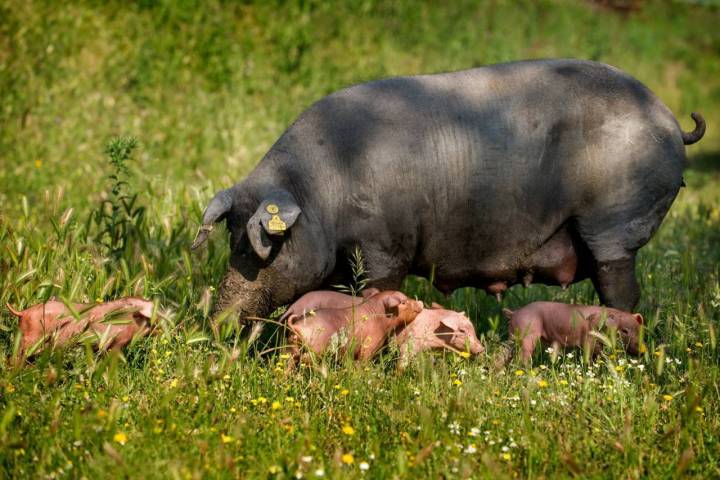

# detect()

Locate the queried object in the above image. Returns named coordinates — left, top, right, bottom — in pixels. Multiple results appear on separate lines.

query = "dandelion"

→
left=559, top=379, right=568, bottom=385
left=514, top=370, right=525, bottom=376
left=342, top=425, right=355, bottom=436
left=340, top=389, right=350, bottom=396
left=453, top=379, right=463, bottom=386
left=459, top=351, right=471, bottom=359
left=359, top=462, right=370, bottom=471
left=35, top=159, right=42, bottom=168
left=501, top=452, right=511, bottom=461
left=221, top=433, right=234, bottom=443
left=272, top=401, right=282, bottom=410
left=537, top=379, right=548, bottom=388
left=695, top=406, right=704, bottom=414
left=342, top=453, right=354, bottom=465
left=614, top=365, right=624, bottom=373
left=169, top=378, right=178, bottom=388
left=268, top=465, right=281, bottom=474
left=113, top=432, right=127, bottom=445
left=662, top=394, right=673, bottom=402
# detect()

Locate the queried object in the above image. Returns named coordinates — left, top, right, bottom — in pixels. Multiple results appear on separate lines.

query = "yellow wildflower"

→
left=695, top=406, right=704, bottom=414
left=662, top=394, right=673, bottom=402
left=695, top=342, right=703, bottom=348
left=6, top=383, right=15, bottom=393
left=501, top=452, right=511, bottom=461
left=340, top=389, right=350, bottom=396
left=342, top=425, right=355, bottom=436
left=453, top=379, right=463, bottom=386
left=113, top=432, right=127, bottom=445
left=268, top=465, right=281, bottom=474
left=285, top=397, right=295, bottom=403
left=35, top=159, right=42, bottom=168
left=279, top=353, right=291, bottom=360
left=459, top=351, right=471, bottom=359
left=559, top=379, right=568, bottom=385
left=342, top=453, right=354, bottom=465
left=537, top=379, right=549, bottom=388
left=221, top=433, right=234, bottom=444
left=272, top=401, right=282, bottom=411
left=614, top=365, right=624, bottom=372
left=97, top=409, right=107, bottom=419
left=514, top=370, right=525, bottom=376
left=169, top=378, right=178, bottom=388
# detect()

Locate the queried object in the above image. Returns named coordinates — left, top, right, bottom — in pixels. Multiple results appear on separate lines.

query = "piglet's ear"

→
left=246, top=190, right=301, bottom=260
left=382, top=296, right=401, bottom=315
left=634, top=314, right=644, bottom=325
left=440, top=315, right=460, bottom=330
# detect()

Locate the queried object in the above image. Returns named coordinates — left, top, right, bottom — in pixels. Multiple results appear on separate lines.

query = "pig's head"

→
left=599, top=309, right=643, bottom=355
left=193, top=183, right=334, bottom=323
left=435, top=312, right=484, bottom=355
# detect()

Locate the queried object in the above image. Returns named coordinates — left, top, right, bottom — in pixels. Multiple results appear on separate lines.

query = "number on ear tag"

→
left=268, top=214, right=287, bottom=232
left=266, top=204, right=279, bottom=214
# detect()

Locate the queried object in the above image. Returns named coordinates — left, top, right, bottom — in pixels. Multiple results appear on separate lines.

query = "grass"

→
left=1, top=0, right=719, bottom=478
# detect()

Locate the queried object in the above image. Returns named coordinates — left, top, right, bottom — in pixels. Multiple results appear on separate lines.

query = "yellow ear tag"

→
left=266, top=204, right=279, bottom=214
left=268, top=214, right=287, bottom=232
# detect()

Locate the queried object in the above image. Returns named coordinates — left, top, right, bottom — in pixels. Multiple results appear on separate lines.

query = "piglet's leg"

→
left=520, top=334, right=541, bottom=365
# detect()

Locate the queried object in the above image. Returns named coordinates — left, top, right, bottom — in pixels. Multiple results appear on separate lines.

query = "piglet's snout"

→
left=470, top=339, right=485, bottom=355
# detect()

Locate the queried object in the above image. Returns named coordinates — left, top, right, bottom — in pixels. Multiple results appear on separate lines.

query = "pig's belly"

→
left=418, top=222, right=591, bottom=295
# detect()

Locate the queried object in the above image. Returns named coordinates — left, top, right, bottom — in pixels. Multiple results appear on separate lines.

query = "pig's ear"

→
left=439, top=314, right=460, bottom=330
left=633, top=314, right=644, bottom=325
left=382, top=295, right=401, bottom=315
left=192, top=188, right=234, bottom=249
left=247, top=190, right=302, bottom=260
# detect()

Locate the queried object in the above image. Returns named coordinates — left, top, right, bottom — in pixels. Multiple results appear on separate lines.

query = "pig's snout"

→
left=470, top=340, right=485, bottom=355
left=411, top=300, right=424, bottom=314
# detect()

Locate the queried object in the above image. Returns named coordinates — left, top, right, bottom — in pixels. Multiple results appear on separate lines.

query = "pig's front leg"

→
left=520, top=334, right=541, bottom=365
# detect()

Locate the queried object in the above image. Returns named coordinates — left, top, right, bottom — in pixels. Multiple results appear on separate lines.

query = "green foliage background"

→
left=1, top=1, right=719, bottom=478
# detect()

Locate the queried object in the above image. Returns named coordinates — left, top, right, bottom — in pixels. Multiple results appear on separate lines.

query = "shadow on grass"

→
left=686, top=150, right=720, bottom=174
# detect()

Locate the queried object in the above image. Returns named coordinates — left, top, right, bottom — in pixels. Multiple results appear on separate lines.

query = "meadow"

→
left=1, top=0, right=720, bottom=477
